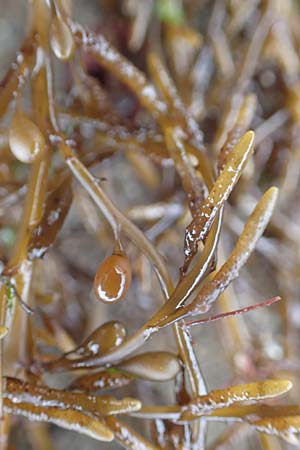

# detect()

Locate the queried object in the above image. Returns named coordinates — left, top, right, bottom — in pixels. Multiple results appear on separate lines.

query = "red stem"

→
left=186, top=296, right=282, bottom=327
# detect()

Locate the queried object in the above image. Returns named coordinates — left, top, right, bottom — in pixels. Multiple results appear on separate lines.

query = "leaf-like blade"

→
left=186, top=186, right=278, bottom=316
left=249, top=416, right=300, bottom=441
left=148, top=52, right=204, bottom=150
left=218, top=94, right=257, bottom=171
left=209, top=404, right=300, bottom=419
left=5, top=377, right=141, bottom=416
left=70, top=369, right=133, bottom=392
left=4, top=398, right=114, bottom=442
left=156, top=186, right=278, bottom=328
left=183, top=130, right=255, bottom=272
left=70, top=22, right=167, bottom=120
left=28, top=177, right=72, bottom=260
left=164, top=126, right=205, bottom=216
left=180, top=380, right=292, bottom=420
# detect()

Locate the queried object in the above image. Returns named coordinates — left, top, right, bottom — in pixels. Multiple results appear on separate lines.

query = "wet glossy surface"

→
left=93, top=254, right=132, bottom=303
left=9, top=111, right=45, bottom=163
left=50, top=15, right=74, bottom=61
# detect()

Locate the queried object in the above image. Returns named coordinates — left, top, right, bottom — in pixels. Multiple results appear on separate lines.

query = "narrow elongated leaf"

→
left=28, top=177, right=72, bottom=259
left=70, top=369, right=133, bottom=392
left=186, top=186, right=278, bottom=316
left=209, top=404, right=300, bottom=419
left=134, top=401, right=300, bottom=423
left=148, top=53, right=204, bottom=216
left=249, top=416, right=300, bottom=441
left=180, top=380, right=292, bottom=420
left=156, top=187, right=279, bottom=327
left=4, top=398, right=113, bottom=442
left=218, top=94, right=257, bottom=171
left=148, top=52, right=204, bottom=149
left=183, top=130, right=255, bottom=272
left=4, top=377, right=141, bottom=416
left=70, top=22, right=167, bottom=120
left=164, top=126, right=205, bottom=216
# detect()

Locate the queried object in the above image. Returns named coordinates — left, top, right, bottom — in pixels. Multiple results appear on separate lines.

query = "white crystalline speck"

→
left=105, top=48, right=118, bottom=62
left=227, top=165, right=236, bottom=173
left=141, top=85, right=157, bottom=101
left=97, top=266, right=126, bottom=302
left=47, top=209, right=61, bottom=225
left=88, top=342, right=100, bottom=355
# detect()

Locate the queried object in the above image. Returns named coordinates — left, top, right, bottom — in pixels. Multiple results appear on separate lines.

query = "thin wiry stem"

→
left=186, top=296, right=282, bottom=327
